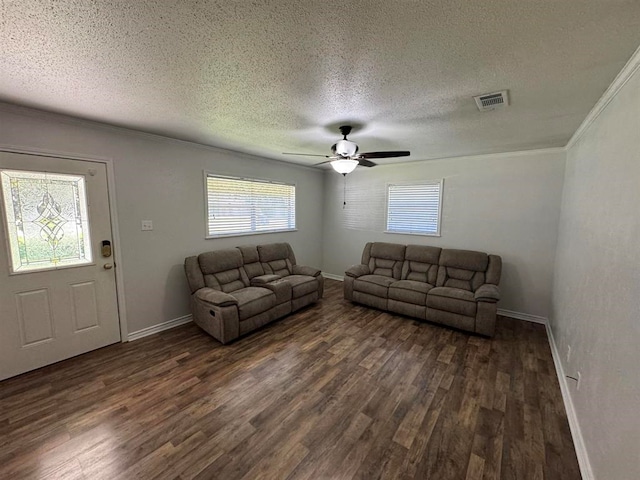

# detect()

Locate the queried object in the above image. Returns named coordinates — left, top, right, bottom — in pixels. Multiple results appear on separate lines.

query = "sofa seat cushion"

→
left=232, top=287, right=276, bottom=320
left=389, top=280, right=433, bottom=305
left=427, top=287, right=476, bottom=317
left=354, top=274, right=396, bottom=298
left=282, top=275, right=318, bottom=298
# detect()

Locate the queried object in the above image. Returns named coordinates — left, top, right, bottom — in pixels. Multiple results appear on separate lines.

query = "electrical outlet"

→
left=141, top=220, right=153, bottom=231
left=577, top=371, right=581, bottom=391
left=567, top=345, right=571, bottom=363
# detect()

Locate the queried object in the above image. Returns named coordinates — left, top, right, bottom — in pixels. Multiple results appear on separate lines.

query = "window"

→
left=386, top=180, right=443, bottom=236
left=1, top=169, right=93, bottom=273
left=205, top=173, right=296, bottom=238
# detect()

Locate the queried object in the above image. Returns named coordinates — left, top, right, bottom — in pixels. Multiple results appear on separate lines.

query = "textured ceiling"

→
left=1, top=1, right=640, bottom=166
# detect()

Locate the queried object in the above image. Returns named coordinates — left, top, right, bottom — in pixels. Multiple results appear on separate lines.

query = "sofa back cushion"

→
left=402, top=245, right=441, bottom=284
left=237, top=245, right=265, bottom=279
left=258, top=243, right=295, bottom=277
left=437, top=249, right=488, bottom=292
left=363, top=242, right=406, bottom=279
left=198, top=249, right=249, bottom=293
left=184, top=256, right=206, bottom=294
left=486, top=255, right=502, bottom=285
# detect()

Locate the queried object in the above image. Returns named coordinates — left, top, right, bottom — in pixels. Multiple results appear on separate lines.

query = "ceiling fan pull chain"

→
left=343, top=175, right=347, bottom=209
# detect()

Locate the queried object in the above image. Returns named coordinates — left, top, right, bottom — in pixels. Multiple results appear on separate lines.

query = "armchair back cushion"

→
left=198, top=249, right=249, bottom=293
left=363, top=242, right=406, bottom=279
left=402, top=245, right=441, bottom=285
left=437, top=249, right=488, bottom=292
left=258, top=243, right=295, bottom=276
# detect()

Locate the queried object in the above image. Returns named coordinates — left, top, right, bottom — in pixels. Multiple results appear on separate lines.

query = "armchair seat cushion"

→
left=389, top=280, right=433, bottom=305
left=233, top=287, right=276, bottom=320
left=427, top=287, right=476, bottom=317
left=354, top=274, right=396, bottom=298
left=283, top=275, right=318, bottom=298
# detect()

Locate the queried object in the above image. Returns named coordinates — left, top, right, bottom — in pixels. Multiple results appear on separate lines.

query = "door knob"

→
left=103, top=263, right=113, bottom=270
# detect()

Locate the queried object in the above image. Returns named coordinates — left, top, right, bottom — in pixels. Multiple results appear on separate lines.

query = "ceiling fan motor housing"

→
left=333, top=139, right=359, bottom=157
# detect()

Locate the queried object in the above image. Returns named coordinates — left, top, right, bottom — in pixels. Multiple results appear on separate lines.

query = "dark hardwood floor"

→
left=0, top=279, right=581, bottom=479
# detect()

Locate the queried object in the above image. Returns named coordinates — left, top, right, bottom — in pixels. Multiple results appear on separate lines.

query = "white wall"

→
left=322, top=149, right=566, bottom=318
left=551, top=61, right=640, bottom=479
left=0, top=105, right=324, bottom=334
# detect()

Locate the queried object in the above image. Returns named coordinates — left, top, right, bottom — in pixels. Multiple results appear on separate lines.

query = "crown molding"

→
left=566, top=44, right=640, bottom=150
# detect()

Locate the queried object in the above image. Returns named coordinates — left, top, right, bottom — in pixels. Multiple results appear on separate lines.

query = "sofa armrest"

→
left=292, top=265, right=321, bottom=277
left=194, top=288, right=238, bottom=307
left=474, top=284, right=501, bottom=303
left=345, top=264, right=370, bottom=278
left=251, top=274, right=282, bottom=285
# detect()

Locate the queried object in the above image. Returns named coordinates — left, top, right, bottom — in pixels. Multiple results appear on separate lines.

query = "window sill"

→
left=206, top=229, right=298, bottom=240
left=384, top=230, right=441, bottom=237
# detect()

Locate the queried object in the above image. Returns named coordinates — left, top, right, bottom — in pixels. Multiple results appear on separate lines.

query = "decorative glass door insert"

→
left=0, top=169, right=93, bottom=273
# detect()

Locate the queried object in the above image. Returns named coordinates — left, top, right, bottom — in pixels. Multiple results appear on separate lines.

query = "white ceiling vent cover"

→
left=474, top=90, right=509, bottom=111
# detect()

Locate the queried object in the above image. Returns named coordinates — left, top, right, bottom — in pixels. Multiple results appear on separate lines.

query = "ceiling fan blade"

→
left=282, top=152, right=330, bottom=158
left=359, top=151, right=410, bottom=159
left=313, top=160, right=332, bottom=166
left=358, top=159, right=377, bottom=168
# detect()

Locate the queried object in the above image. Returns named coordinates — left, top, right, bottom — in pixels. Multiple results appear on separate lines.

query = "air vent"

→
left=474, top=90, right=509, bottom=112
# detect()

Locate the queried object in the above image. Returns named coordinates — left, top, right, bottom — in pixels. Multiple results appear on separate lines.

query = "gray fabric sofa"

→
left=184, top=242, right=323, bottom=344
left=344, top=242, right=502, bottom=336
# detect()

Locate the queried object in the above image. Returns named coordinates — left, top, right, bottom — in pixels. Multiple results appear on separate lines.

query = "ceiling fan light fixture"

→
left=330, top=159, right=358, bottom=175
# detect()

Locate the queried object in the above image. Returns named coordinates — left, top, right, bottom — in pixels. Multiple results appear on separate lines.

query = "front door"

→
left=0, top=151, right=121, bottom=381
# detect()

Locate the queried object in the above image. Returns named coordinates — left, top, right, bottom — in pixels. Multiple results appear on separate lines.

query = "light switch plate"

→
left=141, top=220, right=153, bottom=231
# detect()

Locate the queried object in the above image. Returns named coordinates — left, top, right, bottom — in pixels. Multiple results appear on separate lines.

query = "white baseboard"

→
left=127, top=314, right=193, bottom=342
left=497, top=308, right=548, bottom=324
left=544, top=321, right=594, bottom=480
left=322, top=272, right=344, bottom=281
left=493, top=308, right=594, bottom=478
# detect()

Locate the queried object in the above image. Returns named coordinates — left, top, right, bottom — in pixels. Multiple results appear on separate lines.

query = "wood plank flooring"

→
left=0, top=279, right=581, bottom=479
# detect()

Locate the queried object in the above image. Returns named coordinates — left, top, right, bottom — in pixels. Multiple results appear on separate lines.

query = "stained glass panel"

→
left=0, top=170, right=93, bottom=273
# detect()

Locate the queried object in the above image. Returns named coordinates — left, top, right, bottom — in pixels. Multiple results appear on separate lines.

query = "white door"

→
left=0, top=152, right=121, bottom=381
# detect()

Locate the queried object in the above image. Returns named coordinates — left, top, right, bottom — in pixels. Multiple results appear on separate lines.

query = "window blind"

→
left=206, top=174, right=296, bottom=237
left=386, top=181, right=442, bottom=235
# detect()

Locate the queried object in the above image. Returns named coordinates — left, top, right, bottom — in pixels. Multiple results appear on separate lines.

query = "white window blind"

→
left=386, top=180, right=443, bottom=236
left=206, top=174, right=296, bottom=237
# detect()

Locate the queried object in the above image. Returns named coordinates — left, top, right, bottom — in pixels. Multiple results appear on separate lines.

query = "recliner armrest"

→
left=194, top=288, right=238, bottom=307
left=345, top=264, right=370, bottom=278
left=292, top=265, right=321, bottom=277
left=474, top=284, right=500, bottom=303
left=251, top=274, right=282, bottom=285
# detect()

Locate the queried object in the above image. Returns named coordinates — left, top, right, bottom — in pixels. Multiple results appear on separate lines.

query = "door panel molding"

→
left=16, top=288, right=54, bottom=346
left=0, top=144, right=128, bottom=342
left=70, top=281, right=100, bottom=332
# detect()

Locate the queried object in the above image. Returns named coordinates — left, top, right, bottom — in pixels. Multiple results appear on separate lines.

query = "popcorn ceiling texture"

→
left=1, top=0, right=639, bottom=164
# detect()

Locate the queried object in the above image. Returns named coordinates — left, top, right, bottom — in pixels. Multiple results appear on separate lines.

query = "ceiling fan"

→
left=283, top=125, right=410, bottom=175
